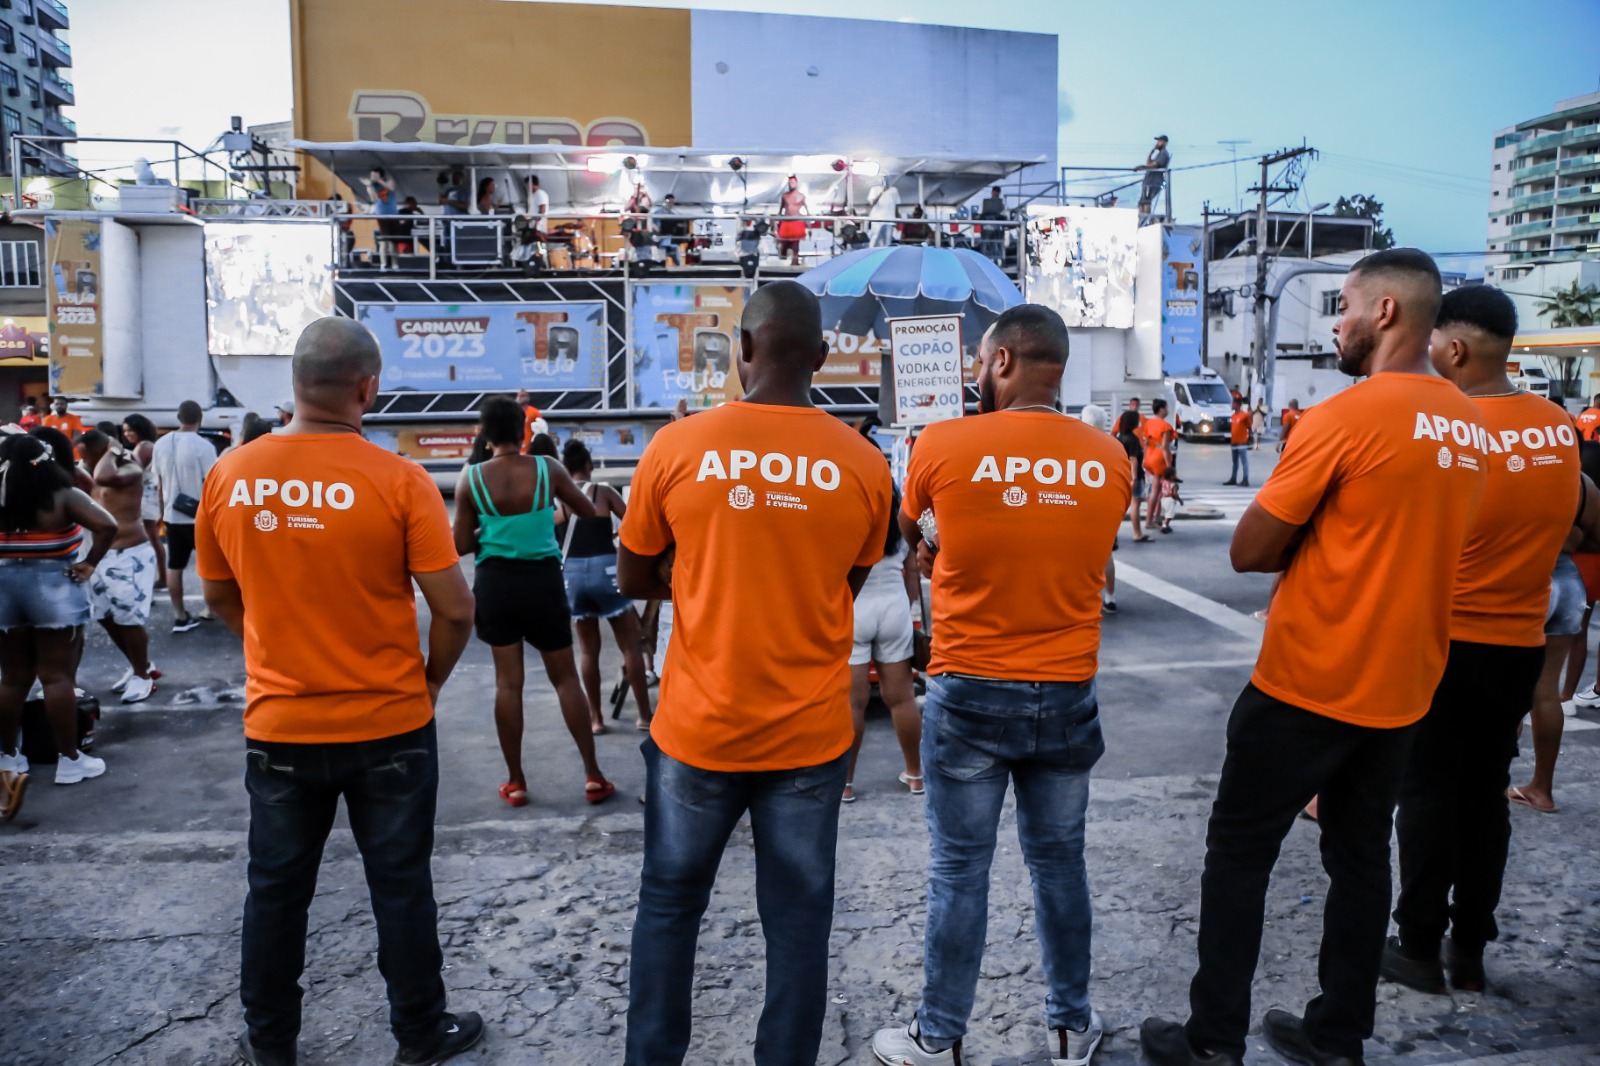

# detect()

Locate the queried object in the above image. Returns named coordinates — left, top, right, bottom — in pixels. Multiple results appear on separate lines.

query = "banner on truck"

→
left=46, top=218, right=104, bottom=396
left=1162, top=226, right=1204, bottom=376
left=357, top=302, right=608, bottom=393
left=630, top=282, right=745, bottom=409
left=888, top=314, right=965, bottom=427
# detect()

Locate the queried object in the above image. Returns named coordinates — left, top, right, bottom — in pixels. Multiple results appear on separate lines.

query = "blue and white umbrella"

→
left=796, top=245, right=1023, bottom=339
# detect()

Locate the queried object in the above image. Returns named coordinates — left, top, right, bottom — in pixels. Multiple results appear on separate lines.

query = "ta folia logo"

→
left=728, top=485, right=756, bottom=510
left=1002, top=486, right=1029, bottom=507
left=1436, top=447, right=1452, bottom=469
left=254, top=510, right=278, bottom=532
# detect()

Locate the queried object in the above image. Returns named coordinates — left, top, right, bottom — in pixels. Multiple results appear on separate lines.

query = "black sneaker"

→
left=1223, top=479, right=1237, bottom=486
left=173, top=615, right=202, bottom=634
left=394, top=1012, right=485, bottom=1066
left=1444, top=937, right=1486, bottom=992
left=236, top=1033, right=296, bottom=1066
left=1379, top=935, right=1445, bottom=994
left=1138, top=1017, right=1242, bottom=1066
left=1102, top=599, right=1117, bottom=615
left=1262, top=1009, right=1365, bottom=1066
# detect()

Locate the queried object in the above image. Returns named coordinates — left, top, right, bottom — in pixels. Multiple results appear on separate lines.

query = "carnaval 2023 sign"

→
left=889, top=315, right=965, bottom=427
left=357, top=302, right=608, bottom=393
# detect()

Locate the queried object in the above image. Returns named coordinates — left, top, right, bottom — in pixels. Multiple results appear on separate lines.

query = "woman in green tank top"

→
left=452, top=398, right=614, bottom=807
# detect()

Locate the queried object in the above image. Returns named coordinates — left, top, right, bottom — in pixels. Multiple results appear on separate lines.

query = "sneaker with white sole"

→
left=173, top=616, right=202, bottom=634
left=1573, top=684, right=1600, bottom=709
left=1051, top=1010, right=1105, bottom=1066
left=55, top=751, right=106, bottom=785
left=121, top=674, right=156, bottom=704
left=872, top=1017, right=961, bottom=1066
left=1562, top=700, right=1577, bottom=718
left=0, top=750, right=27, bottom=775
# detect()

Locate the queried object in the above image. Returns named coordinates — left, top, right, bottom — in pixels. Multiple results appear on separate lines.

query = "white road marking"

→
left=1100, top=657, right=1259, bottom=675
left=1113, top=562, right=1267, bottom=642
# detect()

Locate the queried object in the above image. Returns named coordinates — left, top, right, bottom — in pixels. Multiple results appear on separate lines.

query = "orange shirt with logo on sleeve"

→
left=902, top=410, right=1131, bottom=682
left=1451, top=393, right=1581, bottom=646
left=195, top=434, right=460, bottom=744
left=1230, top=410, right=1251, bottom=445
left=1576, top=406, right=1600, bottom=442
left=1251, top=374, right=1487, bottom=728
left=618, top=402, right=892, bottom=772
left=1141, top=415, right=1174, bottom=475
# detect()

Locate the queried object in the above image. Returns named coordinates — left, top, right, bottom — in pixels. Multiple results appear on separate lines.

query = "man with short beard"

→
left=1142, top=249, right=1488, bottom=1066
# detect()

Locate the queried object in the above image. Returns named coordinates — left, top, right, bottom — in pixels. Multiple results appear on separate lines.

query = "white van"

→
left=1164, top=369, right=1237, bottom=442
left=1512, top=364, right=1552, bottom=399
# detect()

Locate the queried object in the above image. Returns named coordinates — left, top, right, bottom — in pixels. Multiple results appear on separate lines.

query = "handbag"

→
left=172, top=493, right=201, bottom=518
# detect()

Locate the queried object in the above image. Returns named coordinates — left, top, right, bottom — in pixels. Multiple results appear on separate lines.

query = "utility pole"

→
left=1249, top=144, right=1315, bottom=420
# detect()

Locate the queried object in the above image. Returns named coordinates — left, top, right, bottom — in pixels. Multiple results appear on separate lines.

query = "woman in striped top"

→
left=0, top=431, right=118, bottom=797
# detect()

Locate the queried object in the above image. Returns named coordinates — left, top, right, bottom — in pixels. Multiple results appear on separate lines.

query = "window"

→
left=1490, top=244, right=1498, bottom=250
left=1320, top=289, right=1341, bottom=316
left=2, top=107, right=20, bottom=146
left=17, top=37, right=35, bottom=64
left=23, top=77, right=36, bottom=105
left=0, top=64, right=15, bottom=91
left=1493, top=190, right=1500, bottom=197
left=0, top=241, right=39, bottom=288
left=24, top=118, right=39, bottom=135
left=0, top=24, right=13, bottom=51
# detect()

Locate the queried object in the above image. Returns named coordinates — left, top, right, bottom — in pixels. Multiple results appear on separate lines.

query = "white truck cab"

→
left=1164, top=368, right=1237, bottom=442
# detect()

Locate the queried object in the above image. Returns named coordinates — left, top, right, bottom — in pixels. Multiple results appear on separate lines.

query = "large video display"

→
left=1024, top=207, right=1138, bottom=329
left=204, top=220, right=336, bottom=356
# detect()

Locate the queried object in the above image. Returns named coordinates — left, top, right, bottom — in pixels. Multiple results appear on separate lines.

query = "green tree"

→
left=1333, top=194, right=1395, bottom=249
left=1534, top=280, right=1600, bottom=328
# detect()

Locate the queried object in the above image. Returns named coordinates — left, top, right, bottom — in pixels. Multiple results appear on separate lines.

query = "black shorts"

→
left=166, top=523, right=196, bottom=570
left=473, top=557, right=573, bottom=652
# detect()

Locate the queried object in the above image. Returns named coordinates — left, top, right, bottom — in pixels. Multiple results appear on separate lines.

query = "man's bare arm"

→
left=1231, top=502, right=1306, bottom=574
left=414, top=565, right=474, bottom=706
left=202, top=578, right=246, bottom=637
left=618, top=544, right=673, bottom=601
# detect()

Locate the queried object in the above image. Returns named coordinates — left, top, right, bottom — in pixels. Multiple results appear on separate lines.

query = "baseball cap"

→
left=275, top=399, right=295, bottom=415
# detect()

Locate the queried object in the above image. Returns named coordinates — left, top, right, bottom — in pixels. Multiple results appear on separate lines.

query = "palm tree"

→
left=1535, top=280, right=1600, bottom=328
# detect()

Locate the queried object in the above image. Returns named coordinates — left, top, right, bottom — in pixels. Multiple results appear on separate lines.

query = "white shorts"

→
left=140, top=476, right=161, bottom=523
left=88, top=542, right=158, bottom=626
left=850, top=585, right=915, bottom=666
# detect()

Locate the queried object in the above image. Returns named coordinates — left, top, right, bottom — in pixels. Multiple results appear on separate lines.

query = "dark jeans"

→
left=240, top=721, right=447, bottom=1053
left=1229, top=445, right=1249, bottom=484
left=1394, top=640, right=1543, bottom=954
left=1185, top=685, right=1417, bottom=1060
left=625, top=737, right=849, bottom=1066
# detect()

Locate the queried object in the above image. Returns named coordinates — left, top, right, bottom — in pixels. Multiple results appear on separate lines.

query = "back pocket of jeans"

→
left=365, top=748, right=434, bottom=801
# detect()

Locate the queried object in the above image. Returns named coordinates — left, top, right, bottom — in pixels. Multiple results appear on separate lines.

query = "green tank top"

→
left=466, top=457, right=561, bottom=562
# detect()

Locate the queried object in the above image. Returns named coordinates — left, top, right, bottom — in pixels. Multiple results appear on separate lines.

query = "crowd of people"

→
left=0, top=248, right=1589, bottom=1066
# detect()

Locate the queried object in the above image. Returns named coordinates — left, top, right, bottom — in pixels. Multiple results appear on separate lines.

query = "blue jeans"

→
left=626, top=737, right=849, bottom=1066
left=1230, top=445, right=1249, bottom=483
left=240, top=721, right=448, bottom=1054
left=917, top=674, right=1105, bottom=1047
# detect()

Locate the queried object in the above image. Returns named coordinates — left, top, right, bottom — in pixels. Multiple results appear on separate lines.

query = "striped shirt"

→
left=0, top=525, right=85, bottom=559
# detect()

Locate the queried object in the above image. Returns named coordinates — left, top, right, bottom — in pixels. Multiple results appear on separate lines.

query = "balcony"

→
left=1515, top=123, right=1600, bottom=158
left=1560, top=154, right=1600, bottom=176
left=1553, top=213, right=1600, bottom=236
left=40, top=69, right=69, bottom=104
left=42, top=110, right=73, bottom=139
left=35, top=31, right=67, bottom=68
left=1511, top=160, right=1561, bottom=184
left=1559, top=184, right=1600, bottom=206
left=1510, top=218, right=1556, bottom=238
left=34, top=0, right=68, bottom=32
left=1508, top=189, right=1556, bottom=212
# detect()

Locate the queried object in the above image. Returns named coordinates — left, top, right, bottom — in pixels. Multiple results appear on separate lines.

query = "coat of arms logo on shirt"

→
left=727, top=485, right=756, bottom=510
left=1506, top=454, right=1527, bottom=473
left=254, top=510, right=279, bottom=532
left=1436, top=447, right=1452, bottom=469
left=1002, top=486, right=1029, bottom=507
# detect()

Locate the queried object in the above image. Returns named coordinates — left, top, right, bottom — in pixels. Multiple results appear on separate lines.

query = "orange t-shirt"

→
left=195, top=433, right=459, bottom=743
left=1576, top=407, right=1600, bottom=442
left=521, top=405, right=544, bottom=450
left=1230, top=410, right=1251, bottom=445
left=1251, top=374, right=1487, bottom=728
left=1142, top=415, right=1174, bottom=475
left=619, top=401, right=892, bottom=772
left=903, top=411, right=1131, bottom=682
left=42, top=413, right=85, bottom=438
left=1451, top=393, right=1581, bottom=646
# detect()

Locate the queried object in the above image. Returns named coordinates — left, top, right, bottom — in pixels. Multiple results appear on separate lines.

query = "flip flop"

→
left=585, top=775, right=615, bottom=805
left=899, top=771, right=925, bottom=796
left=1506, top=786, right=1556, bottom=814
left=498, top=782, right=528, bottom=808
left=1133, top=535, right=1153, bottom=543
left=591, top=722, right=609, bottom=736
left=841, top=782, right=856, bottom=804
left=1, top=769, right=27, bottom=822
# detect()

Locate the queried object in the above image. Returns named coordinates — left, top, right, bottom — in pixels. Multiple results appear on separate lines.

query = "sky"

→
left=67, top=0, right=1600, bottom=268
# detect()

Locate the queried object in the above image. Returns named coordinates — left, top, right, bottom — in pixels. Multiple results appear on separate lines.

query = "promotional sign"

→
left=630, top=282, right=746, bottom=409
left=1024, top=206, right=1138, bottom=329
left=819, top=329, right=888, bottom=386
left=1162, top=226, right=1204, bottom=376
left=357, top=302, right=608, bottom=393
left=888, top=315, right=965, bottom=427
left=0, top=316, right=48, bottom=367
left=398, top=427, right=478, bottom=462
left=45, top=217, right=104, bottom=397
left=553, top=421, right=649, bottom=462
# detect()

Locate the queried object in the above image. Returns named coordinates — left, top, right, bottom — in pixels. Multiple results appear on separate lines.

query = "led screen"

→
left=1024, top=207, right=1138, bottom=329
left=204, top=220, right=336, bottom=356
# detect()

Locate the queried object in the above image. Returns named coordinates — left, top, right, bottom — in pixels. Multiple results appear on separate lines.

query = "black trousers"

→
left=1393, top=640, right=1544, bottom=955
left=1185, top=684, right=1417, bottom=1060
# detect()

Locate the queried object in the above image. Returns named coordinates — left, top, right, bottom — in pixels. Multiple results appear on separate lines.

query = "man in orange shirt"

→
left=870, top=305, right=1129, bottom=1066
left=41, top=397, right=85, bottom=439
left=1278, top=398, right=1302, bottom=452
left=1224, top=395, right=1251, bottom=486
left=1387, top=285, right=1600, bottom=994
left=516, top=388, right=547, bottom=451
left=1141, top=398, right=1176, bottom=530
left=197, top=318, right=482, bottom=1066
left=1575, top=394, right=1600, bottom=441
left=616, top=281, right=892, bottom=1066
left=1142, top=250, right=1488, bottom=1066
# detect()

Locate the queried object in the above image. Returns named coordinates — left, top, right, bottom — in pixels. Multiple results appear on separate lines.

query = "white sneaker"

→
left=1051, top=1010, right=1105, bottom=1066
left=1573, top=685, right=1600, bottom=709
left=0, top=750, right=27, bottom=774
left=1561, top=700, right=1577, bottom=718
left=55, top=752, right=106, bottom=785
left=121, top=674, right=156, bottom=704
left=871, top=1017, right=958, bottom=1066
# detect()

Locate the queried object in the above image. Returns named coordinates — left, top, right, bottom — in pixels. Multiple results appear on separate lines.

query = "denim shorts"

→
left=1547, top=553, right=1587, bottom=636
left=0, top=556, right=91, bottom=630
left=564, top=552, right=633, bottom=621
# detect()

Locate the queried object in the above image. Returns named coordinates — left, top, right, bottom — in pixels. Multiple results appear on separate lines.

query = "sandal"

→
left=1133, top=535, right=1153, bottom=543
left=1507, top=786, right=1556, bottom=814
left=841, top=782, right=856, bottom=804
left=899, top=771, right=925, bottom=796
left=636, top=717, right=651, bottom=733
left=498, top=782, right=528, bottom=808
left=591, top=722, right=609, bottom=736
left=0, top=769, right=27, bottom=822
left=585, top=775, right=616, bottom=804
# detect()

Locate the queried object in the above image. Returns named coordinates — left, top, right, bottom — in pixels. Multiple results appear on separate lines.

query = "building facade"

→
left=0, top=0, right=74, bottom=178
left=1487, top=91, right=1600, bottom=277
